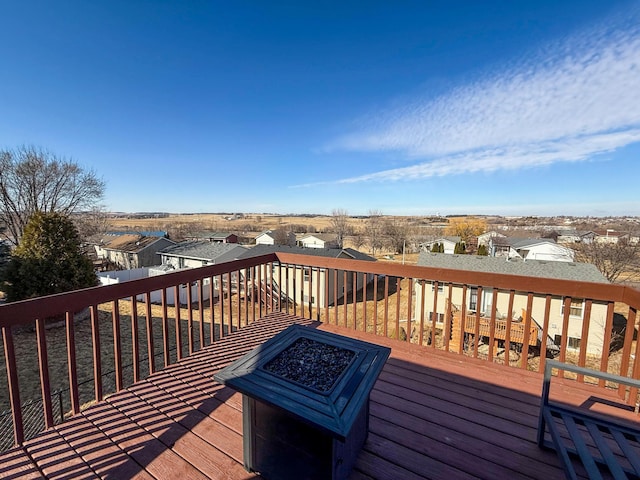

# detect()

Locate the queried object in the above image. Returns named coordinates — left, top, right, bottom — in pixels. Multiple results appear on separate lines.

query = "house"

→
left=255, top=230, right=296, bottom=246
left=104, top=230, right=168, bottom=238
left=96, top=234, right=176, bottom=269
left=413, top=251, right=609, bottom=356
left=184, top=231, right=238, bottom=243
left=420, top=236, right=461, bottom=254
left=489, top=237, right=574, bottom=262
left=594, top=230, right=629, bottom=244
left=298, top=233, right=339, bottom=249
left=239, top=245, right=376, bottom=307
left=556, top=230, right=597, bottom=244
left=477, top=231, right=506, bottom=247
left=158, top=241, right=248, bottom=269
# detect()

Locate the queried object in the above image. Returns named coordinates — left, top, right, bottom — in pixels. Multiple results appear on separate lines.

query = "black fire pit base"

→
left=244, top=395, right=369, bottom=480
left=214, top=325, right=390, bottom=480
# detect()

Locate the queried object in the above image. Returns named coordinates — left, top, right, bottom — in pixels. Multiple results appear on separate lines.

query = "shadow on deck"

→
left=0, top=312, right=631, bottom=479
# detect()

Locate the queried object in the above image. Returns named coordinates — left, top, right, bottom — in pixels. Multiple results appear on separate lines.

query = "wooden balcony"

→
left=5, top=311, right=638, bottom=480
left=1, top=252, right=639, bottom=478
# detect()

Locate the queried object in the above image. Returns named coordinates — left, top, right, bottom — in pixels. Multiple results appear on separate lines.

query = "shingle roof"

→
left=238, top=245, right=376, bottom=262
left=102, top=235, right=169, bottom=253
left=416, top=251, right=608, bottom=283
left=300, top=233, right=337, bottom=242
left=159, top=241, right=247, bottom=261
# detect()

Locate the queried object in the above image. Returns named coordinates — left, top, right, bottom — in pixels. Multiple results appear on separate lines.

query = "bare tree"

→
left=384, top=217, right=411, bottom=254
left=574, top=238, right=640, bottom=283
left=365, top=209, right=384, bottom=255
left=0, top=146, right=105, bottom=246
left=272, top=226, right=293, bottom=246
left=330, top=209, right=351, bottom=248
left=73, top=206, right=112, bottom=241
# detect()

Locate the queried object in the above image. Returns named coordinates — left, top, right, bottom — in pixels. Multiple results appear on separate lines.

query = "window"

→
left=303, top=268, right=311, bottom=282
left=469, top=288, right=478, bottom=311
left=568, top=337, right=581, bottom=350
left=303, top=295, right=315, bottom=304
left=561, top=298, right=584, bottom=318
left=553, top=335, right=581, bottom=350
left=431, top=281, right=444, bottom=293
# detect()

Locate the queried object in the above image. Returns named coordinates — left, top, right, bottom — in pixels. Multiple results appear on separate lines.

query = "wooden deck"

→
left=1, top=312, right=637, bottom=480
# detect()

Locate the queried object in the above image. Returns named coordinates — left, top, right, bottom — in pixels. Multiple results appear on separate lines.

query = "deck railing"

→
left=1, top=251, right=639, bottom=450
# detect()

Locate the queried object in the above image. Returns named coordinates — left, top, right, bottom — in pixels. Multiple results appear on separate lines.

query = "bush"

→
left=2, top=212, right=98, bottom=302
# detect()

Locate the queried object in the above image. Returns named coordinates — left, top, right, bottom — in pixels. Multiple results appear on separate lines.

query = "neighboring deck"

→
left=1, top=313, right=636, bottom=480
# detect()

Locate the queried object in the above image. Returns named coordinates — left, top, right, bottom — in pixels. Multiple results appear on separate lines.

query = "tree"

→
left=454, top=241, right=466, bottom=254
left=477, top=244, right=489, bottom=256
left=574, top=238, right=640, bottom=283
left=445, top=217, right=487, bottom=244
left=73, top=206, right=112, bottom=240
left=0, top=240, right=9, bottom=283
left=0, top=146, right=105, bottom=246
left=365, top=210, right=384, bottom=255
left=1, top=211, right=98, bottom=302
left=272, top=227, right=293, bottom=246
left=330, top=209, right=351, bottom=249
left=431, top=242, right=442, bottom=253
left=384, top=217, right=410, bottom=254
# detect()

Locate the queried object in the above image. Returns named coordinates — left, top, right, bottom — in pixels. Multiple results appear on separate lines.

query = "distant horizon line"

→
left=101, top=211, right=640, bottom=220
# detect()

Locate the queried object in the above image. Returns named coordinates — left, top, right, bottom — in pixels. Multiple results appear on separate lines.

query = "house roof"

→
left=300, top=233, right=337, bottom=242
left=416, top=251, right=608, bottom=283
left=102, top=235, right=171, bottom=253
left=238, top=244, right=376, bottom=262
left=105, top=230, right=168, bottom=237
left=490, top=237, right=557, bottom=248
left=159, top=241, right=248, bottom=262
left=188, top=231, right=237, bottom=240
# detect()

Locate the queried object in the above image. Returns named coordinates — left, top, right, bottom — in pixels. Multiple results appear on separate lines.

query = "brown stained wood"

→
left=144, top=294, right=155, bottom=376
left=65, top=311, right=80, bottom=415
left=520, top=292, right=534, bottom=368
left=488, top=290, right=498, bottom=360
left=186, top=285, right=194, bottom=355
left=24, top=428, right=97, bottom=479
left=198, top=279, right=206, bottom=345
left=174, top=285, right=183, bottom=360
left=131, top=296, right=141, bottom=383
left=208, top=277, right=216, bottom=342
left=0, top=447, right=43, bottom=479
left=5, top=313, right=639, bottom=480
left=505, top=290, right=515, bottom=364
left=84, top=399, right=210, bottom=480
left=161, top=288, right=170, bottom=367
left=538, top=295, right=552, bottom=374
left=35, top=318, right=53, bottom=429
left=577, top=299, right=593, bottom=380
left=112, top=300, right=123, bottom=391
left=90, top=304, right=103, bottom=402
left=599, top=302, right=615, bottom=387
left=54, top=411, right=154, bottom=480
left=559, top=297, right=571, bottom=366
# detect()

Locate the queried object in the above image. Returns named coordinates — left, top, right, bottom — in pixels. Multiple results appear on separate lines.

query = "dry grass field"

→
left=108, top=213, right=370, bottom=237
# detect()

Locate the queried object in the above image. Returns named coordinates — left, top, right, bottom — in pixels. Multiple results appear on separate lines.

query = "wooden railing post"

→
left=2, top=326, right=23, bottom=446
left=35, top=318, right=54, bottom=429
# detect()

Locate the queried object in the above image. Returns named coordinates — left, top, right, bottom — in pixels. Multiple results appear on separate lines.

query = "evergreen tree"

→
left=430, top=242, right=441, bottom=253
left=454, top=241, right=467, bottom=254
left=477, top=244, right=489, bottom=256
left=2, top=211, right=98, bottom=302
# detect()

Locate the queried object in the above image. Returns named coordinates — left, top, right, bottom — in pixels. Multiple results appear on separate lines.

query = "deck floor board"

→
left=2, top=312, right=635, bottom=479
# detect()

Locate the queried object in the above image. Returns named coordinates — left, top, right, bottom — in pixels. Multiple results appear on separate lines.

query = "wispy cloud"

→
left=324, top=7, right=640, bottom=184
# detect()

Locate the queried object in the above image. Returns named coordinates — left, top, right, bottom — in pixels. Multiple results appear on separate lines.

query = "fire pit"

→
left=214, top=324, right=391, bottom=480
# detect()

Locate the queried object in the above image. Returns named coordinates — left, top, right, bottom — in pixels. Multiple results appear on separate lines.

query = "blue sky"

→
left=1, top=1, right=639, bottom=216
